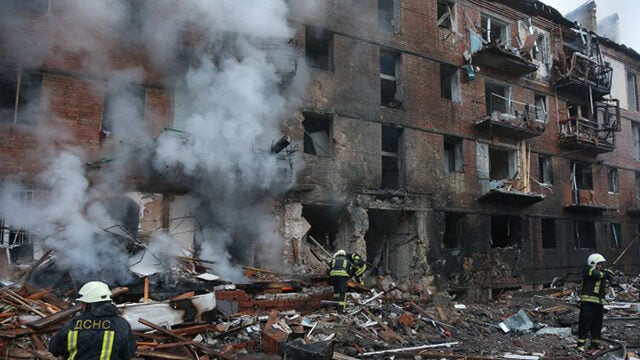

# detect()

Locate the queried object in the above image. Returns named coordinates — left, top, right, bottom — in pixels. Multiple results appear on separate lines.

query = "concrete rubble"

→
left=2, top=262, right=640, bottom=360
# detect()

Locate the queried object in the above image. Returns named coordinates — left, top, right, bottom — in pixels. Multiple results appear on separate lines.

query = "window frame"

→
left=305, top=26, right=334, bottom=72
left=302, top=112, right=333, bottom=157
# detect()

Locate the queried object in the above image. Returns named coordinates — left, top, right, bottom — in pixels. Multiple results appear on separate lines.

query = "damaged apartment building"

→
left=1, top=0, right=640, bottom=302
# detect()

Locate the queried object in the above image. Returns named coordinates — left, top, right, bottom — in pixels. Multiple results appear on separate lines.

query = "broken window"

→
left=633, top=123, right=640, bottom=160
left=608, top=167, right=618, bottom=194
left=571, top=161, right=593, bottom=190
left=574, top=221, right=596, bottom=249
left=481, top=14, right=509, bottom=46
left=627, top=72, right=638, bottom=111
left=365, top=209, right=414, bottom=277
left=534, top=94, right=547, bottom=122
left=609, top=222, right=621, bottom=249
left=541, top=218, right=556, bottom=249
left=378, top=0, right=399, bottom=33
left=485, top=80, right=511, bottom=115
left=0, top=71, right=43, bottom=124
left=303, top=112, right=332, bottom=156
left=443, top=212, right=463, bottom=249
left=0, top=191, right=34, bottom=264
left=437, top=0, right=455, bottom=30
left=380, top=49, right=402, bottom=108
left=381, top=125, right=403, bottom=189
left=305, top=26, right=334, bottom=72
left=489, top=147, right=517, bottom=181
left=3, top=0, right=49, bottom=15
left=302, top=204, right=344, bottom=251
left=538, top=155, right=553, bottom=185
left=440, top=63, right=460, bottom=101
left=490, top=215, right=521, bottom=248
left=636, top=172, right=640, bottom=198
left=102, top=85, right=146, bottom=136
left=444, top=136, right=463, bottom=173
left=567, top=101, right=589, bottom=119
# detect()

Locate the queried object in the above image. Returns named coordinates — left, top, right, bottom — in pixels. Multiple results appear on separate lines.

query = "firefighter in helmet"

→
left=576, top=253, right=614, bottom=352
left=49, top=281, right=137, bottom=360
left=348, top=252, right=368, bottom=286
left=328, top=250, right=351, bottom=314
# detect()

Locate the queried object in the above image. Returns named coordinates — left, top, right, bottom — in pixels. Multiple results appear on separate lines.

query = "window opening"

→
left=534, top=94, right=547, bottom=122
left=0, top=71, right=43, bottom=124
left=608, top=167, right=618, bottom=193
left=380, top=49, right=402, bottom=108
left=574, top=220, right=596, bottom=249
left=378, top=0, right=398, bottom=33
left=485, top=81, right=510, bottom=115
left=437, top=0, right=455, bottom=30
left=538, top=155, right=553, bottom=185
left=610, top=223, right=621, bottom=249
left=481, top=14, right=509, bottom=46
left=305, top=26, right=334, bottom=71
left=491, top=215, right=521, bottom=248
left=440, top=63, right=460, bottom=101
left=443, top=212, right=463, bottom=249
left=444, top=136, right=463, bottom=173
left=381, top=125, right=403, bottom=189
left=628, top=72, right=638, bottom=111
left=303, top=113, right=332, bottom=156
left=541, top=218, right=556, bottom=249
left=633, top=123, right=640, bottom=160
left=572, top=161, right=593, bottom=190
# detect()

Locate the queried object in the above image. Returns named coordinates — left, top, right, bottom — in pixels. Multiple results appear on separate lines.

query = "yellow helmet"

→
left=76, top=281, right=112, bottom=303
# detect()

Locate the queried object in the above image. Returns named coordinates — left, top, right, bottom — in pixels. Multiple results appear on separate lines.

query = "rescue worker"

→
left=328, top=249, right=351, bottom=314
left=576, top=253, right=614, bottom=352
left=348, top=252, right=368, bottom=286
left=49, top=281, right=137, bottom=360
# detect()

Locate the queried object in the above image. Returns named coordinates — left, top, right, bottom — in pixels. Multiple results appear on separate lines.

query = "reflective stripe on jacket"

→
left=579, top=265, right=609, bottom=305
left=329, top=255, right=350, bottom=277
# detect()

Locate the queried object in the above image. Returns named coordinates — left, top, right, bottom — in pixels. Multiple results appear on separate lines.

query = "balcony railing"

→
left=473, top=93, right=547, bottom=139
left=554, top=51, right=613, bottom=97
left=558, top=99, right=620, bottom=154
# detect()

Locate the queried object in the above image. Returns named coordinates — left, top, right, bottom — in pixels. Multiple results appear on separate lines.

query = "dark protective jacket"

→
left=329, top=254, right=350, bottom=277
left=579, top=265, right=614, bottom=305
left=49, top=302, right=136, bottom=360
left=348, top=253, right=367, bottom=285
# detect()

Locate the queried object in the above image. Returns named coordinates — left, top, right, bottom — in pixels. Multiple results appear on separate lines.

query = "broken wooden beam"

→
left=26, top=286, right=129, bottom=329
left=360, top=341, right=459, bottom=356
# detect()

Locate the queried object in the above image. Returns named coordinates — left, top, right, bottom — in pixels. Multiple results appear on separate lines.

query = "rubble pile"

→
left=2, top=267, right=640, bottom=359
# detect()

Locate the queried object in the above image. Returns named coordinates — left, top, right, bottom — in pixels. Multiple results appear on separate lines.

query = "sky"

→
left=540, top=0, right=640, bottom=52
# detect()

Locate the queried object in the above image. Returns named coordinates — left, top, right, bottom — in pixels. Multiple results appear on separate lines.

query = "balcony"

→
left=564, top=189, right=614, bottom=213
left=477, top=169, right=545, bottom=206
left=554, top=52, right=612, bottom=98
left=469, top=26, right=539, bottom=77
left=473, top=93, right=547, bottom=139
left=558, top=99, right=620, bottom=154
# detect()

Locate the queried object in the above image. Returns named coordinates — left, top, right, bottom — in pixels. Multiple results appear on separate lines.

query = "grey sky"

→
left=539, top=0, right=640, bottom=52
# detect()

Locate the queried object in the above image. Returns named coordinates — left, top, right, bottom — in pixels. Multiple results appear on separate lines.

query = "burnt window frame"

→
left=490, top=214, right=521, bottom=248
left=378, top=0, right=400, bottom=34
left=381, top=125, right=404, bottom=189
left=571, top=161, right=593, bottom=190
left=380, top=48, right=403, bottom=109
left=541, top=218, right=556, bottom=249
left=608, top=167, right=618, bottom=194
left=0, top=70, right=43, bottom=125
left=627, top=71, right=638, bottom=112
left=609, top=222, right=622, bottom=249
left=303, top=112, right=333, bottom=157
left=443, top=212, right=464, bottom=250
left=437, top=0, right=456, bottom=30
left=305, top=26, right=334, bottom=72
left=574, top=220, right=596, bottom=249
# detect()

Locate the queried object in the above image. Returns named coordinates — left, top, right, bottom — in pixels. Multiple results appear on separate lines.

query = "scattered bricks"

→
left=398, top=313, right=416, bottom=327
left=261, top=310, right=288, bottom=355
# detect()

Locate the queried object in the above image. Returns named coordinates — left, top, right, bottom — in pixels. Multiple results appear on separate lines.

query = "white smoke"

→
left=0, top=0, right=307, bottom=284
left=541, top=0, right=640, bottom=52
